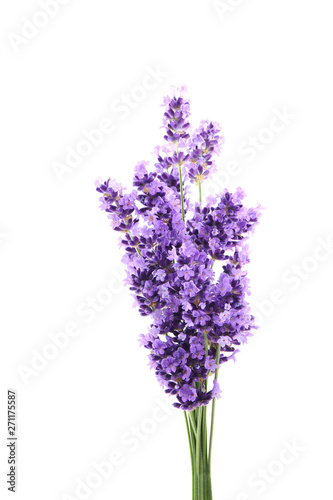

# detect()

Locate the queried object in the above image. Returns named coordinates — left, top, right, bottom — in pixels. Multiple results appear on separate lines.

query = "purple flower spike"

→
left=96, top=88, right=261, bottom=410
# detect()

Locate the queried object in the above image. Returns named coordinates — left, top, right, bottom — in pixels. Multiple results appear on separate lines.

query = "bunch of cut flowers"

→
left=96, top=86, right=261, bottom=500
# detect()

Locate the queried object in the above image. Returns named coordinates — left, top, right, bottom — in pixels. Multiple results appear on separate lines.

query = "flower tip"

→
left=94, top=177, right=103, bottom=188
left=170, top=84, right=188, bottom=97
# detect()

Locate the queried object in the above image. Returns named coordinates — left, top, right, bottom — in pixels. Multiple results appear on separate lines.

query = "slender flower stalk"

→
left=179, top=165, right=185, bottom=221
left=209, top=344, right=221, bottom=469
left=96, top=86, right=261, bottom=500
left=176, top=143, right=186, bottom=222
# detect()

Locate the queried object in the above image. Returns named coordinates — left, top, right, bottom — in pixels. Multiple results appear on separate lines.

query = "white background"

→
left=1, top=1, right=333, bottom=499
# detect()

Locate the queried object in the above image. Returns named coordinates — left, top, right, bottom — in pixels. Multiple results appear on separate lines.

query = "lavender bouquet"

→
left=96, top=87, right=261, bottom=500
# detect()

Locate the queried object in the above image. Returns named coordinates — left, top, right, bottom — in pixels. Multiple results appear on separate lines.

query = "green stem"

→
left=208, top=344, right=221, bottom=469
left=128, top=232, right=143, bottom=257
left=196, top=407, right=203, bottom=499
left=188, top=410, right=198, bottom=439
left=178, top=165, right=185, bottom=222
left=202, top=405, right=208, bottom=498
left=187, top=405, right=213, bottom=500
left=184, top=412, right=195, bottom=500
left=204, top=330, right=209, bottom=392
left=135, top=247, right=143, bottom=257
left=199, top=180, right=202, bottom=204
left=184, top=411, right=194, bottom=462
left=176, top=142, right=185, bottom=222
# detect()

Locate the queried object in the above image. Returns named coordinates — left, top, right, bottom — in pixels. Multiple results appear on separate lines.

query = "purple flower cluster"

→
left=163, top=94, right=191, bottom=143
left=188, top=120, right=224, bottom=185
left=96, top=88, right=261, bottom=410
